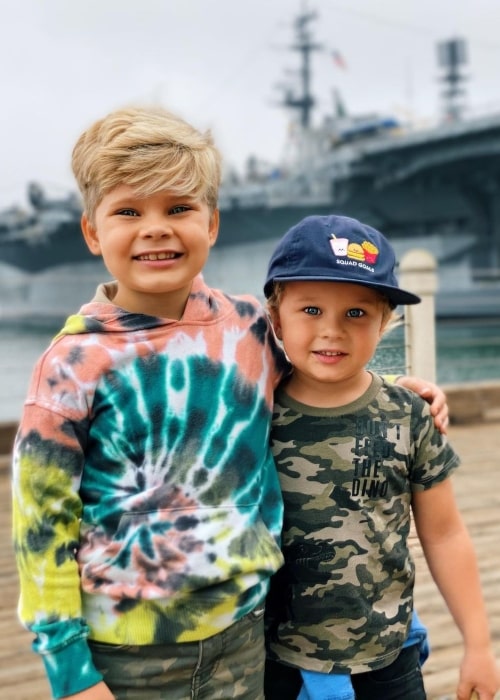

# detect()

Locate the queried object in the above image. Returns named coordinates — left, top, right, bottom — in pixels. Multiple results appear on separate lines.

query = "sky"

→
left=2, top=0, right=500, bottom=209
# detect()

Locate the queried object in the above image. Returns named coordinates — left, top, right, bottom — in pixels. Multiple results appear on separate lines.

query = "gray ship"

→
left=1, top=9, right=500, bottom=319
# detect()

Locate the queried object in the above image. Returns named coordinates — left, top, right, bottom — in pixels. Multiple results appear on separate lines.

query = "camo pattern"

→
left=266, top=373, right=460, bottom=674
left=89, top=607, right=265, bottom=699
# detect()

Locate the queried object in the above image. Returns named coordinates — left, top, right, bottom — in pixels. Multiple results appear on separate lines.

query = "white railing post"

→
left=399, top=249, right=438, bottom=382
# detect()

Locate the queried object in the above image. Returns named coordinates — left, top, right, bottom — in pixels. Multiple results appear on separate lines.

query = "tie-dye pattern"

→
left=12, top=275, right=286, bottom=697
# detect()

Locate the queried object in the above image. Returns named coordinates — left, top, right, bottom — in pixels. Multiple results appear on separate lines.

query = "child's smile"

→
left=81, top=184, right=219, bottom=319
left=271, top=280, right=388, bottom=406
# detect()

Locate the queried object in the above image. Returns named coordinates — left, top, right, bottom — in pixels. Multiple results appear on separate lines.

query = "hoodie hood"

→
left=56, top=274, right=223, bottom=338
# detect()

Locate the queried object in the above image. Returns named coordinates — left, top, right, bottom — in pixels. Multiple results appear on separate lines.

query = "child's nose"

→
left=320, top=317, right=344, bottom=337
left=140, top=217, right=172, bottom=238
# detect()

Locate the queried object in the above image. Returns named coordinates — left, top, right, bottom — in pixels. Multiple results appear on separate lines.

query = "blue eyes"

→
left=116, top=205, right=190, bottom=216
left=303, top=307, right=365, bottom=318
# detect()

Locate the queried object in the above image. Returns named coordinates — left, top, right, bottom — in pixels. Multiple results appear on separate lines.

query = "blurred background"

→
left=1, top=0, right=500, bottom=420
left=3, top=0, right=500, bottom=199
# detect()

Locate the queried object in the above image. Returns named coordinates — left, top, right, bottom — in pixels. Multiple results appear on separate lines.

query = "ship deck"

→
left=1, top=418, right=499, bottom=699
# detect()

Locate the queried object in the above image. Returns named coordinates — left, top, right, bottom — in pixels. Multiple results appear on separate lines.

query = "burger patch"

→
left=347, top=242, right=365, bottom=261
left=330, top=233, right=380, bottom=265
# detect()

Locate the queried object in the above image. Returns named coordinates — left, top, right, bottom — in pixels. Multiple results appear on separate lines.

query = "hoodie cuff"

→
left=33, top=619, right=103, bottom=699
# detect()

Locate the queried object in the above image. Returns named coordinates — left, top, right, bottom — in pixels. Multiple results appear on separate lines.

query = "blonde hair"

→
left=266, top=281, right=401, bottom=335
left=71, top=105, right=222, bottom=223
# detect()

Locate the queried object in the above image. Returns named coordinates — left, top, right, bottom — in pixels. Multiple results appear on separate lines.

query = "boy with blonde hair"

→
left=13, top=107, right=448, bottom=700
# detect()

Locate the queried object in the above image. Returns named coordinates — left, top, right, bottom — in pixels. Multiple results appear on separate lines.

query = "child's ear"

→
left=269, top=310, right=282, bottom=340
left=81, top=214, right=102, bottom=256
left=208, top=209, right=220, bottom=247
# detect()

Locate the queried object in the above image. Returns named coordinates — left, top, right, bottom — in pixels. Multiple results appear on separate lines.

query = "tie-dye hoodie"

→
left=12, top=275, right=287, bottom=698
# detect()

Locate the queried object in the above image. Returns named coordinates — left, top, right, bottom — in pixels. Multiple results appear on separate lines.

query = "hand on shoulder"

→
left=396, top=375, right=448, bottom=433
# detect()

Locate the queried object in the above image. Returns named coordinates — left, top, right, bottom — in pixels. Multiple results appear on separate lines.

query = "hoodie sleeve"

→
left=12, top=396, right=103, bottom=697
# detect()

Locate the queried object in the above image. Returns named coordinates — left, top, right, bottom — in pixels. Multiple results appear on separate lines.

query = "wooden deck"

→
left=1, top=419, right=499, bottom=700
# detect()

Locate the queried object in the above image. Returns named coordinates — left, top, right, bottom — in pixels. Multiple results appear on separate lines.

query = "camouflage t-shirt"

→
left=266, top=373, right=460, bottom=674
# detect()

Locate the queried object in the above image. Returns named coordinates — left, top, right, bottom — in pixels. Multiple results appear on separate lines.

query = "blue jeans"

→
left=265, top=644, right=426, bottom=700
left=89, top=607, right=266, bottom=699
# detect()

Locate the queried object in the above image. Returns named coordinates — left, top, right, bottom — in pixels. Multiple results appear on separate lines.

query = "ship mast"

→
left=280, top=10, right=322, bottom=129
left=437, top=38, right=468, bottom=122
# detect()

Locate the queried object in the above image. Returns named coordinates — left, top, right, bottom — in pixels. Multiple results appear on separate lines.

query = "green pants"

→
left=89, top=607, right=265, bottom=699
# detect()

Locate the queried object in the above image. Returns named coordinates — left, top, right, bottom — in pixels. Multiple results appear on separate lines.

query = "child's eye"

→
left=304, top=306, right=321, bottom=316
left=170, top=205, right=190, bottom=214
left=346, top=308, right=365, bottom=318
left=117, top=208, right=138, bottom=217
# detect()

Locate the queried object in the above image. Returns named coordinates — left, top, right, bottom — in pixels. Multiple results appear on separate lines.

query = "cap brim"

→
left=264, top=275, right=421, bottom=306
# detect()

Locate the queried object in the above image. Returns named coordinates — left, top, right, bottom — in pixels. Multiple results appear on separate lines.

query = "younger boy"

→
left=263, top=214, right=499, bottom=700
left=12, top=107, right=448, bottom=700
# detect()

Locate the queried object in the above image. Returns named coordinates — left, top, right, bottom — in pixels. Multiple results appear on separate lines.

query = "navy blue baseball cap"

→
left=263, top=214, right=421, bottom=307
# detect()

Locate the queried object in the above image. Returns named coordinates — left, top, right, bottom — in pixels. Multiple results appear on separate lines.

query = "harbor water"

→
left=1, top=245, right=498, bottom=422
left=1, top=316, right=499, bottom=423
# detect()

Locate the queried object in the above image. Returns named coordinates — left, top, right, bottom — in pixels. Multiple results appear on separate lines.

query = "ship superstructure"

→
left=1, top=9, right=500, bottom=318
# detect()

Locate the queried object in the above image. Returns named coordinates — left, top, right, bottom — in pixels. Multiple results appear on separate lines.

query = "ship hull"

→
left=2, top=7, right=500, bottom=318
left=0, top=220, right=95, bottom=273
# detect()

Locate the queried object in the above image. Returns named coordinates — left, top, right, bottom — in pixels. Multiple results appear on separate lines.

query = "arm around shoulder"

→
left=396, top=375, right=448, bottom=433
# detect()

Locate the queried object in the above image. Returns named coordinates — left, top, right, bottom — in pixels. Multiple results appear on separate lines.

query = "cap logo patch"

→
left=329, top=233, right=379, bottom=272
